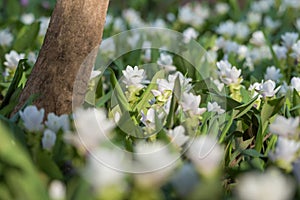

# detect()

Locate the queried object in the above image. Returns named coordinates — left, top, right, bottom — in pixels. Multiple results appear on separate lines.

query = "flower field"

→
left=0, top=0, right=300, bottom=199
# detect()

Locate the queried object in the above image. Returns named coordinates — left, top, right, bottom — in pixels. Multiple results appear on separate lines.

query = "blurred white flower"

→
left=207, top=102, right=225, bottom=114
left=250, top=31, right=265, bottom=46
left=178, top=3, right=209, bottom=27
left=42, top=129, right=56, bottom=150
left=27, top=52, right=37, bottom=64
left=212, top=79, right=225, bottom=92
left=273, top=45, right=287, bottom=59
left=38, top=17, right=50, bottom=36
left=269, top=137, right=300, bottom=165
left=104, top=14, right=113, bottom=27
left=166, top=13, right=175, bottom=22
left=21, top=13, right=35, bottom=25
left=235, top=168, right=295, bottom=200
left=281, top=32, right=298, bottom=48
left=19, top=105, right=44, bottom=132
left=216, top=20, right=236, bottom=37
left=251, top=0, right=273, bottom=13
left=45, top=113, right=70, bottom=133
left=215, top=3, right=229, bottom=15
left=264, top=16, right=280, bottom=31
left=180, top=92, right=206, bottom=116
left=100, top=38, right=115, bottom=57
left=269, top=115, right=299, bottom=137
left=127, top=33, right=140, bottom=48
left=296, top=18, right=300, bottom=31
left=217, top=60, right=242, bottom=85
left=155, top=72, right=192, bottom=94
left=167, top=125, right=189, bottom=147
left=122, top=65, right=148, bottom=90
left=247, top=12, right=262, bottom=25
left=113, top=17, right=126, bottom=32
left=84, top=148, right=127, bottom=191
left=152, top=18, right=166, bottom=28
left=235, top=22, right=250, bottom=40
left=90, top=70, right=101, bottom=79
left=49, top=180, right=66, bottom=200
left=122, top=9, right=144, bottom=28
left=258, top=80, right=280, bottom=97
left=157, top=53, right=176, bottom=72
left=248, top=82, right=262, bottom=98
left=134, top=141, right=178, bottom=188
left=183, top=27, right=198, bottom=43
left=4, top=50, right=25, bottom=70
left=67, top=108, right=115, bottom=151
left=291, top=40, right=300, bottom=60
left=223, top=40, right=240, bottom=54
left=264, top=66, right=282, bottom=82
left=141, top=108, right=164, bottom=130
left=187, top=135, right=223, bottom=176
left=291, top=77, right=300, bottom=92
left=0, top=29, right=13, bottom=46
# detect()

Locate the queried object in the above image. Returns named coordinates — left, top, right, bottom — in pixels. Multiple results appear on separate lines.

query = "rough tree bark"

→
left=13, top=0, right=109, bottom=115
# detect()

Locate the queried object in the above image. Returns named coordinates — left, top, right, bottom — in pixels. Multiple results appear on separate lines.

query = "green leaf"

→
left=166, top=76, right=180, bottom=128
left=13, top=22, right=40, bottom=52
left=292, top=89, right=300, bottom=116
left=96, top=90, right=112, bottom=108
left=0, top=122, right=48, bottom=199
left=36, top=151, right=63, bottom=180
left=261, top=96, right=285, bottom=126
left=233, top=95, right=258, bottom=119
left=242, top=149, right=265, bottom=158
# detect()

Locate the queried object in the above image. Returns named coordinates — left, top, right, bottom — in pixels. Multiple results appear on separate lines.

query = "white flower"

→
left=167, top=125, right=189, bottom=147
left=296, top=18, right=300, bottom=31
left=178, top=3, right=208, bottom=27
left=45, top=113, right=70, bottom=133
left=127, top=33, right=140, bottom=48
left=251, top=0, right=273, bottom=13
left=180, top=92, right=206, bottom=116
left=141, top=108, right=164, bottom=130
left=247, top=12, right=262, bottom=25
left=291, top=40, right=300, bottom=60
left=207, top=102, right=225, bottom=114
left=281, top=32, right=299, bottom=48
left=157, top=53, right=176, bottom=72
left=84, top=148, right=126, bottom=190
left=122, top=65, right=147, bottom=90
left=258, top=80, right=280, bottom=97
left=134, top=141, right=178, bottom=188
left=216, top=20, right=236, bottom=37
left=42, top=129, right=56, bottom=150
left=156, top=72, right=192, bottom=93
left=90, top=70, right=101, bottom=79
left=100, top=38, right=115, bottom=57
left=291, top=77, right=300, bottom=92
left=223, top=40, right=240, bottom=54
left=269, top=115, right=299, bottom=137
left=49, top=180, right=66, bottom=200
left=187, top=135, right=223, bottom=175
left=273, top=45, right=287, bottom=59
left=68, top=108, right=115, bottom=151
left=4, top=50, right=25, bottom=70
left=0, top=29, right=13, bottom=46
left=235, top=168, right=295, bottom=200
left=212, top=79, right=225, bottom=92
left=122, top=9, right=144, bottom=28
left=264, top=66, right=282, bottom=82
left=21, top=13, right=35, bottom=25
left=19, top=105, right=44, bottom=132
left=269, top=137, right=300, bottom=165
left=27, top=52, right=37, bottom=64
left=264, top=16, right=280, bottom=31
left=113, top=17, right=126, bottom=32
left=38, top=17, right=50, bottom=36
left=216, top=60, right=242, bottom=85
left=235, top=22, right=250, bottom=39
left=183, top=27, right=198, bottom=43
left=248, top=82, right=262, bottom=98
left=250, top=31, right=265, bottom=46
left=215, top=3, right=229, bottom=15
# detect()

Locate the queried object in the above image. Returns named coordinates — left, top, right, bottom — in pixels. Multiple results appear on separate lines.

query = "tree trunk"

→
left=13, top=0, right=109, bottom=115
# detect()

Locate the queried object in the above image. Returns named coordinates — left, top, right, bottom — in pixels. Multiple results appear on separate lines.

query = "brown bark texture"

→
left=13, top=0, right=109, bottom=115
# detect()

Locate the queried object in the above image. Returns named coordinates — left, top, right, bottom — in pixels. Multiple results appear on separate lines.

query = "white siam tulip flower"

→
left=281, top=32, right=299, bottom=48
left=141, top=108, right=164, bottom=130
left=155, top=72, right=192, bottom=94
left=216, top=60, right=242, bottom=85
left=183, top=27, right=198, bottom=43
left=21, top=13, right=35, bottom=25
left=152, top=18, right=166, bottom=28
left=273, top=45, right=287, bottom=59
left=113, top=17, right=126, bottom=32
left=235, top=22, right=250, bottom=40
left=291, top=40, right=300, bottom=60
left=207, top=102, right=225, bottom=114
left=134, top=141, right=178, bottom=188
left=122, top=9, right=144, bottom=28
left=0, top=29, right=13, bottom=46
left=19, top=105, right=44, bottom=132
left=166, top=13, right=175, bottom=22
left=250, top=31, right=265, bottom=46
left=238, top=45, right=248, bottom=59
left=212, top=79, right=225, bottom=92
left=264, top=66, right=282, bottom=82
left=157, top=53, right=176, bottom=72
left=247, top=12, right=262, bottom=25
left=187, top=135, right=223, bottom=176
left=296, top=18, right=300, bottom=32
left=223, top=40, right=240, bottom=54
left=264, top=17, right=280, bottom=31
left=122, top=65, right=148, bottom=90
left=178, top=3, right=209, bottom=27
left=251, top=0, right=273, bottom=13
left=67, top=108, right=115, bottom=151
left=84, top=148, right=127, bottom=191
left=100, top=38, right=115, bottom=57
left=4, top=50, right=25, bottom=70
left=104, top=14, right=113, bottom=27
left=48, top=180, right=66, bottom=200
left=180, top=92, right=206, bottom=116
left=269, top=115, right=299, bottom=137
left=235, top=168, right=295, bottom=200
left=90, top=70, right=101, bottom=80
left=127, top=33, right=140, bottom=48
left=45, top=113, right=70, bottom=133
left=248, top=82, right=262, bottom=98
left=258, top=80, right=280, bottom=97
left=269, top=137, right=300, bottom=165
left=27, top=52, right=37, bottom=64
left=167, top=125, right=189, bottom=147
left=38, top=17, right=50, bottom=36
left=291, top=77, right=300, bottom=92
left=42, top=129, right=56, bottom=150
